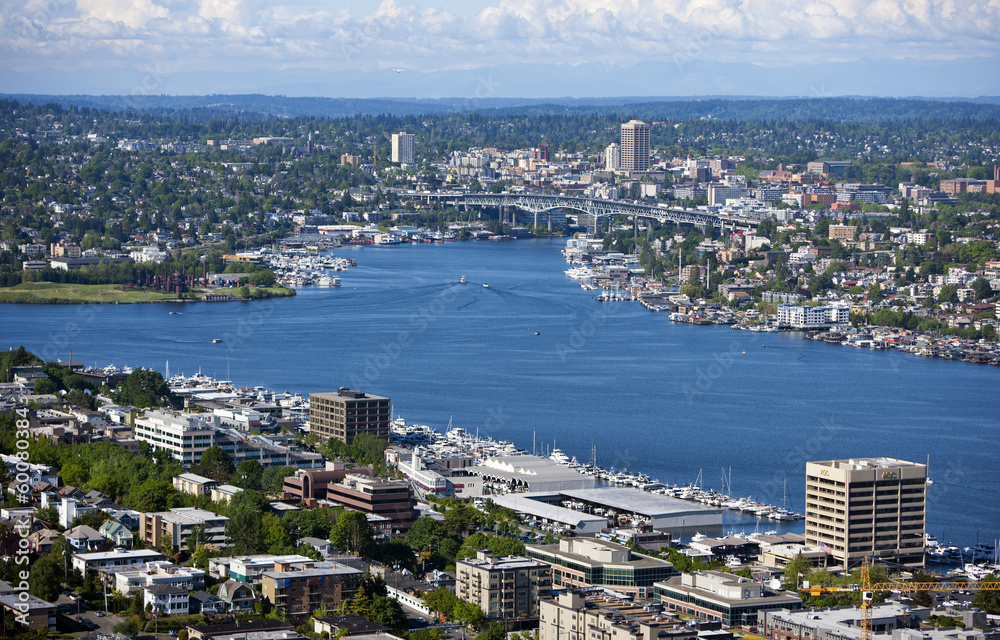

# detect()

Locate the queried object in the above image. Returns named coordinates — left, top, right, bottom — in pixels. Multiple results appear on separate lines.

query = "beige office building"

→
left=804, top=458, right=926, bottom=569
left=456, top=550, right=551, bottom=620
left=309, top=389, right=390, bottom=444
left=391, top=132, right=415, bottom=164
left=620, top=120, right=651, bottom=172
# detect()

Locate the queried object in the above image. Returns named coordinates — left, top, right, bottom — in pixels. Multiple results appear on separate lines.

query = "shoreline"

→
left=0, top=282, right=295, bottom=305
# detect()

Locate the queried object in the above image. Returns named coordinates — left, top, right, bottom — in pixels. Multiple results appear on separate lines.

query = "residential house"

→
left=64, top=524, right=106, bottom=551
left=189, top=591, right=227, bottom=615
left=99, top=520, right=135, bottom=548
left=217, top=579, right=256, bottom=612
left=28, top=528, right=61, bottom=553
left=144, top=584, right=190, bottom=616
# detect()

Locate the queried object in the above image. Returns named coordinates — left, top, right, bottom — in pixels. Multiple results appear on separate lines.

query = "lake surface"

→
left=2, top=239, right=998, bottom=550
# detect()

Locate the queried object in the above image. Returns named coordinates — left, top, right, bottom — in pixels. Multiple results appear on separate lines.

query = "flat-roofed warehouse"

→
left=470, top=455, right=597, bottom=492
left=492, top=493, right=607, bottom=535
left=561, top=488, right=723, bottom=534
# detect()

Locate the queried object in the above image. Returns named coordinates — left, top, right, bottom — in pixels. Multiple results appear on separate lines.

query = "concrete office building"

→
left=456, top=550, right=551, bottom=620
left=654, top=571, right=803, bottom=629
left=526, top=537, right=676, bottom=600
left=134, top=409, right=216, bottom=466
left=804, top=458, right=926, bottom=569
left=621, top=120, right=651, bottom=172
left=309, top=389, right=390, bottom=444
left=392, top=132, right=415, bottom=165
left=327, top=473, right=417, bottom=532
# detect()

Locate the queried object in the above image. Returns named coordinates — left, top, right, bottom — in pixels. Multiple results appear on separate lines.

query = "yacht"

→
left=317, top=275, right=341, bottom=287
left=460, top=276, right=467, bottom=284
left=550, top=449, right=571, bottom=465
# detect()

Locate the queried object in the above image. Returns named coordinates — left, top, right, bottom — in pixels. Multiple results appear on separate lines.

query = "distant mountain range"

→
left=4, top=93, right=1000, bottom=122
left=1, top=56, right=998, bottom=108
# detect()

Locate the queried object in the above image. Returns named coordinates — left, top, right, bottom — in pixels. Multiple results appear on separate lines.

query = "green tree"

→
left=783, top=553, right=812, bottom=587
left=28, top=551, right=64, bottom=601
left=454, top=600, right=485, bottom=628
left=261, top=466, right=296, bottom=493
left=971, top=574, right=1000, bottom=613
left=971, top=277, right=993, bottom=301
left=406, top=517, right=449, bottom=552
left=194, top=445, right=235, bottom=482
left=114, top=619, right=141, bottom=637
left=330, top=510, right=375, bottom=556
left=227, top=507, right=266, bottom=555
left=937, top=284, right=959, bottom=304
left=475, top=622, right=506, bottom=640
left=369, top=595, right=407, bottom=632
left=113, top=368, right=173, bottom=407
left=233, top=460, right=263, bottom=491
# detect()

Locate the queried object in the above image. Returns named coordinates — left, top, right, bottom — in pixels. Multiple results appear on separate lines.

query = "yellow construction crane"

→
left=859, top=557, right=1000, bottom=640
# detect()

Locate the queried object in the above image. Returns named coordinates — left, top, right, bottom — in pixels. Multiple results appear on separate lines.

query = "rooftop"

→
left=561, top=487, right=722, bottom=517
left=262, top=561, right=362, bottom=580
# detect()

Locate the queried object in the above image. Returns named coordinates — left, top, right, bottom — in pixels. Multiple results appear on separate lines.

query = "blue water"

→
left=1, top=240, right=998, bottom=550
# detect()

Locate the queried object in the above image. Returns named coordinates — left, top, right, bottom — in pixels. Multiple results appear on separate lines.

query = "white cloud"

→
left=1, top=0, right=997, bottom=78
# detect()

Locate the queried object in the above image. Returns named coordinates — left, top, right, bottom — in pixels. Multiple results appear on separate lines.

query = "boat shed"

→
left=491, top=493, right=607, bottom=535
left=560, top=487, right=723, bottom=535
left=470, top=455, right=597, bottom=493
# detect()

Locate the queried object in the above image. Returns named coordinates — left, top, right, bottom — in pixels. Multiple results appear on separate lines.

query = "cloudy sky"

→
left=2, top=0, right=998, bottom=96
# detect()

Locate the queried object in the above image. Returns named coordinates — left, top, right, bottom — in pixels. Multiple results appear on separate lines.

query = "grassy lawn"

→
left=0, top=282, right=293, bottom=303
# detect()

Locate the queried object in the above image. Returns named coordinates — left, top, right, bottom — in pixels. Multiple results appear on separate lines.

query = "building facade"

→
left=260, top=560, right=362, bottom=622
left=804, top=458, right=926, bottom=569
left=326, top=474, right=417, bottom=532
left=653, top=571, right=803, bottom=629
left=456, top=550, right=551, bottom=620
left=620, top=120, right=651, bottom=172
left=139, top=508, right=229, bottom=551
left=540, top=590, right=706, bottom=640
left=392, top=132, right=415, bottom=164
left=309, top=389, right=390, bottom=444
left=605, top=143, right=621, bottom=171
left=526, top=538, right=675, bottom=601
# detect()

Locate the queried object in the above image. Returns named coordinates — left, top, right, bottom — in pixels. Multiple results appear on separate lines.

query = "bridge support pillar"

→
left=548, top=212, right=553, bottom=233
left=534, top=211, right=538, bottom=229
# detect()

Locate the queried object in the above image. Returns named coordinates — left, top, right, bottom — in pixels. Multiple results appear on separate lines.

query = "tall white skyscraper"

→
left=604, top=143, right=621, bottom=171
left=620, top=120, right=650, bottom=172
left=391, top=132, right=415, bottom=164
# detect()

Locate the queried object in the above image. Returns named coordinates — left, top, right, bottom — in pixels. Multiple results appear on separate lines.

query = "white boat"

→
left=212, top=338, right=222, bottom=343
left=460, top=276, right=467, bottom=284
left=317, top=275, right=341, bottom=287
left=550, top=449, right=571, bottom=465
left=483, top=283, right=489, bottom=288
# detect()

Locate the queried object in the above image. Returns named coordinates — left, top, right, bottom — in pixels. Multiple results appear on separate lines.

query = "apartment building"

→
left=392, top=132, right=415, bottom=164
left=173, top=472, right=218, bottom=496
left=309, top=389, right=390, bottom=444
left=134, top=409, right=323, bottom=470
left=109, top=562, right=206, bottom=594
left=456, top=550, right=551, bottom=620
left=72, top=548, right=166, bottom=575
left=539, top=590, right=710, bottom=640
left=133, top=409, right=216, bottom=466
left=139, top=507, right=229, bottom=551
left=777, top=305, right=850, bottom=329
left=654, top=571, right=803, bottom=629
left=804, top=458, right=926, bottom=569
left=526, top=538, right=675, bottom=601
left=327, top=474, right=417, bottom=532
left=260, top=560, right=362, bottom=622
left=144, top=584, right=190, bottom=615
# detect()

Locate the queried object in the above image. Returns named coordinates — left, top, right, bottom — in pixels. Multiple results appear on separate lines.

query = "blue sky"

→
left=2, top=0, right=998, bottom=97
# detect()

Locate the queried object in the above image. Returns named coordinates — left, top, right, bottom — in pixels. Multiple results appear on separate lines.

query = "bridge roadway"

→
left=403, top=191, right=761, bottom=231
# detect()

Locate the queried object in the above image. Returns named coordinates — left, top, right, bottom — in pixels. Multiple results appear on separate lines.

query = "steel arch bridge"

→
left=412, top=192, right=761, bottom=230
